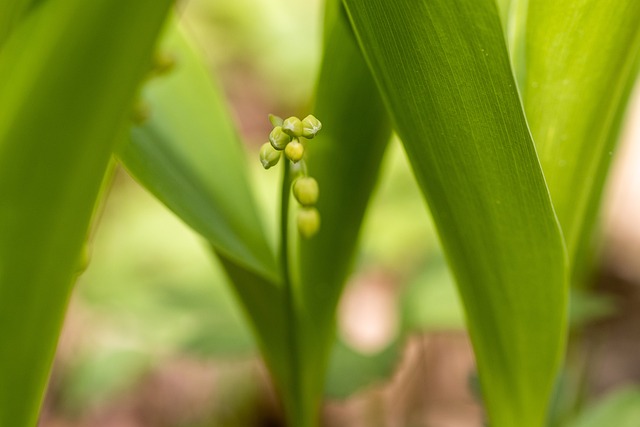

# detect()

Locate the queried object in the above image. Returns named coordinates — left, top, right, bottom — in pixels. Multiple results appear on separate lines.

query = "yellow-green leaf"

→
left=0, top=0, right=172, bottom=425
left=343, top=1, right=568, bottom=426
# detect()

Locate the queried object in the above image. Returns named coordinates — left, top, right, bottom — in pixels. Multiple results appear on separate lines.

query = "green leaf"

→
left=401, top=255, right=465, bottom=332
left=565, top=388, right=640, bottom=427
left=0, top=0, right=32, bottom=45
left=342, top=1, right=568, bottom=427
left=0, top=0, right=172, bottom=425
left=291, top=1, right=392, bottom=424
left=325, top=337, right=401, bottom=400
left=523, top=1, right=640, bottom=277
left=121, top=21, right=279, bottom=284
left=118, top=21, right=300, bottom=424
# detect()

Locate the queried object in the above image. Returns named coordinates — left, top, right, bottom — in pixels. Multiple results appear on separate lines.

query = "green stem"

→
left=279, top=159, right=304, bottom=426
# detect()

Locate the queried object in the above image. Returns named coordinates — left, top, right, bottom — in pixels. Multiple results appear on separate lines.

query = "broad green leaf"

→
left=343, top=1, right=567, bottom=427
left=325, top=337, right=401, bottom=399
left=565, top=388, right=640, bottom=427
left=121, top=22, right=278, bottom=284
left=523, top=1, right=640, bottom=277
left=291, top=1, right=391, bottom=424
left=0, top=0, right=32, bottom=45
left=118, top=21, right=299, bottom=424
left=0, top=0, right=172, bottom=425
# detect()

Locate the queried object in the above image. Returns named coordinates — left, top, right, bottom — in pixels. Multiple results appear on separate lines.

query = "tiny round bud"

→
left=132, top=99, right=150, bottom=124
left=297, top=207, right=320, bottom=238
left=301, top=114, right=322, bottom=139
left=282, top=116, right=303, bottom=137
left=269, top=126, right=290, bottom=150
left=269, top=113, right=284, bottom=127
left=260, top=142, right=281, bottom=169
left=152, top=51, right=176, bottom=75
left=293, top=177, right=319, bottom=206
left=284, top=139, right=304, bottom=163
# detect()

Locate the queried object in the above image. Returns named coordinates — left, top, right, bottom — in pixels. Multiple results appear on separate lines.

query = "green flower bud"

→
left=152, top=51, right=176, bottom=75
left=269, top=113, right=283, bottom=127
left=282, top=116, right=303, bottom=137
left=284, top=139, right=304, bottom=163
left=269, top=126, right=290, bottom=150
left=293, top=177, right=319, bottom=206
left=297, top=207, right=320, bottom=238
left=301, top=114, right=322, bottom=139
left=260, top=142, right=281, bottom=169
left=131, top=99, right=150, bottom=124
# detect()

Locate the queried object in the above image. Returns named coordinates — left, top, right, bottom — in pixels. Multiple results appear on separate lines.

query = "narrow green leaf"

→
left=343, top=1, right=567, bottom=427
left=119, top=21, right=298, bottom=422
left=0, top=0, right=32, bottom=46
left=121, top=22, right=279, bottom=283
left=0, top=0, right=172, bottom=425
left=565, top=388, right=640, bottom=427
left=293, top=1, right=391, bottom=423
left=523, top=1, right=640, bottom=277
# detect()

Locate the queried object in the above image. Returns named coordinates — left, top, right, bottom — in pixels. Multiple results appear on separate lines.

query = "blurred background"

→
left=38, top=0, right=640, bottom=426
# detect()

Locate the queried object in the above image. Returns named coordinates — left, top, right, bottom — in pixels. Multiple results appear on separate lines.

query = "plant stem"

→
left=279, top=159, right=304, bottom=426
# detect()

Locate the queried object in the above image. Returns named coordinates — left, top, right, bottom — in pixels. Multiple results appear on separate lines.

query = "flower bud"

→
left=284, top=139, right=304, bottom=163
left=269, top=126, right=290, bottom=150
left=293, top=177, right=319, bottom=206
left=301, top=114, right=322, bottom=139
left=152, top=51, right=176, bottom=75
left=282, top=116, right=303, bottom=137
left=297, top=207, right=320, bottom=238
left=269, top=113, right=283, bottom=127
left=260, top=142, right=281, bottom=169
left=131, top=99, right=150, bottom=124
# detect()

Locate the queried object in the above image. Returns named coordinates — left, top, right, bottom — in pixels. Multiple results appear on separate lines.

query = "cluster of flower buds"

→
left=260, top=113, right=323, bottom=238
left=259, top=114, right=322, bottom=168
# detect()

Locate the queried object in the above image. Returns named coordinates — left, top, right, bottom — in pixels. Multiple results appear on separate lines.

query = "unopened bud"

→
left=132, top=99, right=150, bottom=124
left=282, top=116, right=303, bottom=137
left=293, top=177, right=319, bottom=206
left=301, top=114, right=322, bottom=139
left=297, top=207, right=320, bottom=238
left=152, top=51, right=176, bottom=75
left=269, top=114, right=284, bottom=127
left=260, top=142, right=281, bottom=169
left=269, top=126, right=290, bottom=150
left=284, top=139, right=304, bottom=163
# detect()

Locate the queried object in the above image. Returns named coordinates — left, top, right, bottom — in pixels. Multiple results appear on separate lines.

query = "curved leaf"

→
left=119, top=21, right=300, bottom=423
left=0, top=0, right=172, bottom=425
left=566, top=388, right=640, bottom=427
left=293, top=1, right=392, bottom=423
left=523, top=0, right=640, bottom=277
left=343, top=1, right=568, bottom=426
left=121, top=21, right=278, bottom=283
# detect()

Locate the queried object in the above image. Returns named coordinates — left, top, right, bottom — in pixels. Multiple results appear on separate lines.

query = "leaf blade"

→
left=523, top=0, right=640, bottom=276
left=121, top=22, right=279, bottom=283
left=294, top=1, right=392, bottom=421
left=0, top=0, right=172, bottom=425
left=342, top=1, right=568, bottom=426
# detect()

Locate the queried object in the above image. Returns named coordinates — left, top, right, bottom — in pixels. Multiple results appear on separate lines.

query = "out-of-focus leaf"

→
left=0, top=0, right=32, bottom=45
left=568, top=289, right=616, bottom=328
left=61, top=350, right=150, bottom=413
left=523, top=1, right=640, bottom=278
left=121, top=21, right=278, bottom=284
left=565, top=388, right=640, bottom=427
left=291, top=1, right=392, bottom=424
left=0, top=0, right=172, bottom=425
left=325, top=337, right=401, bottom=400
left=401, top=256, right=465, bottom=332
left=118, top=21, right=302, bottom=423
left=343, top=1, right=567, bottom=427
